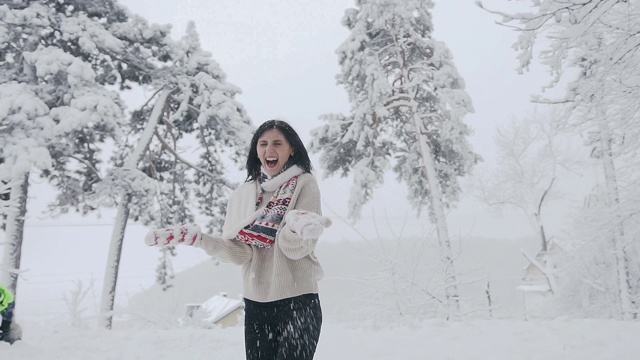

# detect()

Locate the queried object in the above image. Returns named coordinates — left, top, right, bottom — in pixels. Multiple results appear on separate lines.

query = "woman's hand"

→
left=144, top=224, right=202, bottom=247
left=285, top=210, right=332, bottom=240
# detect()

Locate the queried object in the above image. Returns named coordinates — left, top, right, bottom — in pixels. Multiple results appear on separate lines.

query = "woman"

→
left=146, top=119, right=331, bottom=360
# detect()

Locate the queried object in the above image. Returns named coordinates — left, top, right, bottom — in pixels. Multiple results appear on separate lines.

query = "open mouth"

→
left=265, top=157, right=278, bottom=168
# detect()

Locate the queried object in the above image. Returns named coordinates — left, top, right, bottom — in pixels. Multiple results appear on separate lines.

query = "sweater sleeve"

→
left=278, top=175, right=323, bottom=260
left=197, top=184, right=254, bottom=265
left=199, top=233, right=253, bottom=265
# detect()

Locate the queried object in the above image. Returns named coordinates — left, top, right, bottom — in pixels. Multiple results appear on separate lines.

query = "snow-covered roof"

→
left=200, top=294, right=244, bottom=324
left=517, top=283, right=550, bottom=293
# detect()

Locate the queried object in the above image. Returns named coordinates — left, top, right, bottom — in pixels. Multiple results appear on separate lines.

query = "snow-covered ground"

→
left=2, top=318, right=639, bottom=359
left=6, top=231, right=640, bottom=360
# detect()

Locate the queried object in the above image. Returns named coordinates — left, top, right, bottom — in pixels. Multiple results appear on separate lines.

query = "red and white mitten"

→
left=285, top=210, right=332, bottom=240
left=144, top=224, right=202, bottom=247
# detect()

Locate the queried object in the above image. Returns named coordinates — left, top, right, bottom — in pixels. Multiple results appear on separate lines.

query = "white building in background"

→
left=185, top=293, right=244, bottom=328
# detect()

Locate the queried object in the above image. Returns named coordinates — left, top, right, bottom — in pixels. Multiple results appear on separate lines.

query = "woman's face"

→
left=256, top=128, right=294, bottom=177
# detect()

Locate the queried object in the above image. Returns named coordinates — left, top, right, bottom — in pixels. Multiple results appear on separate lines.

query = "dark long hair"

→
left=245, top=119, right=312, bottom=182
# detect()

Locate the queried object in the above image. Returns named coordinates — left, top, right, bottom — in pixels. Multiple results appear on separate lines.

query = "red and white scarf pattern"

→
left=235, top=165, right=304, bottom=248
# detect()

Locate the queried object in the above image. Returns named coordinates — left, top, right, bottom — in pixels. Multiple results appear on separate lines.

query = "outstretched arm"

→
left=200, top=233, right=253, bottom=265
left=144, top=225, right=252, bottom=265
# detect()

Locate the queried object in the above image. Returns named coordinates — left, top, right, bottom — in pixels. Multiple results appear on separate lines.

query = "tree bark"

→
left=98, top=194, right=131, bottom=329
left=534, top=177, right=555, bottom=253
left=0, top=172, right=29, bottom=297
left=598, top=119, right=635, bottom=320
left=412, top=113, right=460, bottom=319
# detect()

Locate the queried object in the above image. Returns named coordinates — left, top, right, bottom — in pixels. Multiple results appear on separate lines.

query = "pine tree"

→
left=0, top=0, right=168, bottom=294
left=94, top=22, right=252, bottom=329
left=310, top=0, right=478, bottom=318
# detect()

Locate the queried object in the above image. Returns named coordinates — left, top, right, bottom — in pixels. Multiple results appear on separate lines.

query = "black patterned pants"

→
left=244, top=294, right=322, bottom=360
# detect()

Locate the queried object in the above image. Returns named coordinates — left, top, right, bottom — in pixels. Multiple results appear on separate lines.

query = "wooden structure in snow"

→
left=518, top=241, right=562, bottom=294
left=518, top=241, right=562, bottom=318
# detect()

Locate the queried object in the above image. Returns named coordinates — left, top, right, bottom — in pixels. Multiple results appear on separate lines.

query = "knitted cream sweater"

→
left=200, top=171, right=324, bottom=302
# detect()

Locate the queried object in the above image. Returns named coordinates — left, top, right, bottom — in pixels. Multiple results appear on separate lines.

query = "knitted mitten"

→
left=285, top=210, right=332, bottom=240
left=144, top=224, right=202, bottom=247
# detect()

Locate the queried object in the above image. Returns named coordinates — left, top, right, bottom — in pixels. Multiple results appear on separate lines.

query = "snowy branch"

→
left=167, top=93, right=201, bottom=120
left=67, top=154, right=102, bottom=180
left=152, top=130, right=233, bottom=190
left=383, top=93, right=413, bottom=108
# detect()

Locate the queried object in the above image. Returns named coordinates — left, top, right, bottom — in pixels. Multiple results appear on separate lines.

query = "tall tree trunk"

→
left=412, top=113, right=460, bottom=318
left=598, top=119, right=635, bottom=320
left=98, top=194, right=132, bottom=329
left=99, top=89, right=170, bottom=329
left=535, top=215, right=548, bottom=252
left=534, top=177, right=555, bottom=253
left=0, top=172, right=29, bottom=296
left=1, top=177, right=10, bottom=231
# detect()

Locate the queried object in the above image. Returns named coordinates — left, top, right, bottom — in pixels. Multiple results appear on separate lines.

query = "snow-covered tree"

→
left=479, top=107, right=585, bottom=297
left=478, top=0, right=640, bottom=319
left=63, top=279, right=93, bottom=328
left=94, top=22, right=252, bottom=329
left=480, top=107, right=581, bottom=253
left=0, top=0, right=169, bottom=294
left=310, top=0, right=478, bottom=318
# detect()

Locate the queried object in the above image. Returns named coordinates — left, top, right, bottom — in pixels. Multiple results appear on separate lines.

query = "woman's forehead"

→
left=258, top=128, right=286, bottom=140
